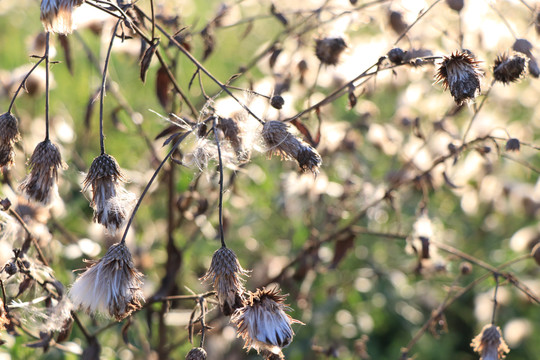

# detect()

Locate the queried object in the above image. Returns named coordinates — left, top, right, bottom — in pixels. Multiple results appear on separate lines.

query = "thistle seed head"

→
left=201, top=247, right=249, bottom=316
left=0, top=112, right=21, bottom=171
left=435, top=51, right=483, bottom=105
left=231, top=287, right=302, bottom=354
left=493, top=53, right=526, bottom=84
left=471, top=324, right=510, bottom=360
left=262, top=121, right=322, bottom=175
left=185, top=347, right=207, bottom=360
left=315, top=37, right=347, bottom=66
left=19, top=140, right=65, bottom=205
left=69, top=242, right=145, bottom=321
left=40, top=0, right=84, bottom=35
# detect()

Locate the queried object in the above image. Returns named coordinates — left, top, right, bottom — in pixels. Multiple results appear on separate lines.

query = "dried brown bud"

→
left=218, top=114, right=250, bottom=163
left=315, top=37, right=347, bottom=66
left=459, top=261, right=472, bottom=275
left=262, top=121, right=322, bottom=175
left=20, top=140, right=66, bottom=205
left=471, top=324, right=510, bottom=359
left=446, top=0, right=464, bottom=12
left=389, top=11, right=408, bottom=34
left=387, top=48, right=406, bottom=64
left=528, top=59, right=540, bottom=78
left=512, top=39, right=533, bottom=57
left=505, top=138, right=520, bottom=152
left=493, top=53, right=526, bottom=84
left=0, top=112, right=21, bottom=171
left=185, top=347, right=207, bottom=360
left=271, top=95, right=285, bottom=110
left=435, top=51, right=482, bottom=105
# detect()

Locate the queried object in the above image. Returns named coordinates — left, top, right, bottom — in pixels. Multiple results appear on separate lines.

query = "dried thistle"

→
left=69, top=242, right=144, bottom=321
left=435, top=51, right=483, bottom=105
left=20, top=140, right=65, bottom=206
left=0, top=112, right=21, bottom=171
left=218, top=115, right=250, bottom=163
left=82, top=153, right=136, bottom=234
left=185, top=347, right=207, bottom=360
left=231, top=287, right=302, bottom=354
left=315, top=37, right=347, bottom=66
left=471, top=325, right=510, bottom=360
left=262, top=121, right=322, bottom=175
left=201, top=246, right=249, bottom=316
left=40, top=0, right=84, bottom=35
left=493, top=53, right=526, bottom=84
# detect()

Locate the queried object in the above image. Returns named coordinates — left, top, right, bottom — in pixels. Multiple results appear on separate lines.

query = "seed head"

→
left=40, top=0, right=84, bottom=35
left=218, top=116, right=250, bottom=163
left=185, top=347, right=207, bottom=360
left=201, top=247, right=249, bottom=316
left=262, top=121, right=322, bottom=175
left=446, top=0, right=464, bottom=12
left=20, top=140, right=65, bottom=205
left=315, top=37, right=347, bottom=66
left=387, top=48, right=406, bottom=64
left=493, top=53, right=526, bottom=84
left=69, top=242, right=144, bottom=321
left=231, top=287, right=302, bottom=354
left=0, top=112, right=21, bottom=171
left=83, top=154, right=136, bottom=234
left=435, top=51, right=483, bottom=105
left=270, top=95, right=285, bottom=110
left=471, top=324, right=510, bottom=360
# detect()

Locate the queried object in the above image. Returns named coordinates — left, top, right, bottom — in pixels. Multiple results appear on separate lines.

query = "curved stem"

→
left=213, top=117, right=227, bottom=248
left=7, top=57, right=45, bottom=114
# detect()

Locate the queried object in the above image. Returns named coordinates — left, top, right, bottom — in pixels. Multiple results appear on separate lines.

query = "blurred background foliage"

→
left=1, top=0, right=540, bottom=359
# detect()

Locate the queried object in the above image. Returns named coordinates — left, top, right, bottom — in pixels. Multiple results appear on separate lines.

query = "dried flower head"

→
left=315, top=37, right=347, bottom=65
left=40, top=0, right=84, bottom=35
left=446, top=0, right=464, bottom=12
left=69, top=242, right=144, bottom=321
left=201, top=246, right=249, bottom=316
left=83, top=153, right=136, bottom=234
left=493, top=53, right=526, bottom=84
left=387, top=48, right=406, bottom=65
left=231, top=287, right=302, bottom=354
left=262, top=121, right=322, bottom=175
left=0, top=112, right=21, bottom=171
left=435, top=51, right=483, bottom=105
left=218, top=116, right=250, bottom=163
left=20, top=140, right=65, bottom=205
left=185, top=347, right=207, bottom=360
left=471, top=324, right=510, bottom=360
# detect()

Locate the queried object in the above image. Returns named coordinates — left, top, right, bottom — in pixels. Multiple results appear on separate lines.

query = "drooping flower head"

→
left=435, top=51, right=483, bottom=105
left=201, top=246, right=249, bottom=316
left=262, top=121, right=322, bottom=175
left=231, top=287, right=302, bottom=354
left=40, top=0, right=84, bottom=35
left=69, top=242, right=144, bottom=321
left=493, top=53, right=527, bottom=84
left=82, top=153, right=136, bottom=234
left=315, top=37, right=347, bottom=65
left=20, top=140, right=65, bottom=206
left=0, top=112, right=21, bottom=172
left=471, top=324, right=510, bottom=360
left=185, top=347, right=207, bottom=360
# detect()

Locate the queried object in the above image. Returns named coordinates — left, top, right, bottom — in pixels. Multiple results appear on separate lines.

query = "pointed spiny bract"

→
left=493, top=53, right=527, bottom=84
left=231, top=287, right=302, bottom=355
left=435, top=51, right=483, bottom=105
left=40, top=0, right=84, bottom=35
left=262, top=121, right=322, bottom=175
left=83, top=153, right=136, bottom=234
left=20, top=140, right=65, bottom=206
left=201, top=247, right=249, bottom=316
left=315, top=37, right=347, bottom=66
left=69, top=242, right=144, bottom=321
left=0, top=112, right=21, bottom=171
left=471, top=325, right=510, bottom=360
left=185, top=347, right=207, bottom=360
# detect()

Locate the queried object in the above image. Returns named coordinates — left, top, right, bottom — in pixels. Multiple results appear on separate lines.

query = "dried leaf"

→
left=140, top=39, right=160, bottom=83
left=201, top=25, right=215, bottom=61
left=241, top=20, right=254, bottom=39
left=330, top=234, right=355, bottom=269
left=290, top=119, right=316, bottom=146
left=269, top=46, right=283, bottom=69
left=156, top=66, right=172, bottom=109
left=270, top=3, right=288, bottom=26
left=58, top=34, right=73, bottom=75
left=16, top=277, right=34, bottom=298
left=56, top=317, right=73, bottom=343
left=442, top=171, right=460, bottom=189
left=348, top=85, right=357, bottom=108
left=84, top=89, right=100, bottom=130
left=25, top=331, right=52, bottom=351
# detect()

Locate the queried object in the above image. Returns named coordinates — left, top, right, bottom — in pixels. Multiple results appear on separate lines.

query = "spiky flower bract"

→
left=0, top=112, right=21, bottom=171
left=201, top=246, right=249, bottom=316
left=493, top=53, right=526, bottom=84
left=20, top=140, right=65, bottom=206
left=82, top=153, right=136, bottom=234
left=40, top=0, right=84, bottom=35
left=231, top=287, right=302, bottom=354
left=471, top=324, right=510, bottom=360
left=262, top=121, right=322, bottom=175
left=69, top=242, right=144, bottom=321
left=435, top=51, right=483, bottom=105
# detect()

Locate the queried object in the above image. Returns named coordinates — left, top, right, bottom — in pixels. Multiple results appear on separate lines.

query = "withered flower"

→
left=493, top=53, right=526, bottom=84
left=201, top=246, right=249, bottom=316
left=315, top=37, right=347, bottom=66
left=185, top=347, right=207, bottom=360
left=20, top=140, right=65, bottom=206
left=83, top=153, right=136, bottom=234
left=0, top=112, right=21, bottom=171
left=435, top=51, right=483, bottom=105
left=69, top=242, right=144, bottom=321
left=231, top=287, right=302, bottom=354
left=40, top=0, right=84, bottom=35
left=262, top=121, right=322, bottom=175
left=218, top=116, right=250, bottom=163
left=471, top=324, right=510, bottom=360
